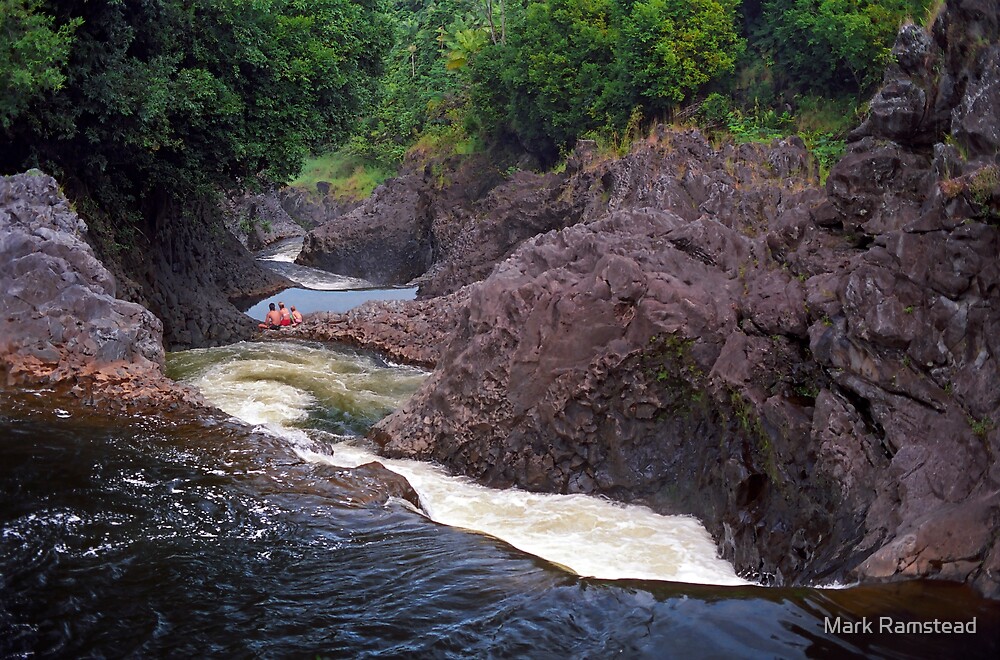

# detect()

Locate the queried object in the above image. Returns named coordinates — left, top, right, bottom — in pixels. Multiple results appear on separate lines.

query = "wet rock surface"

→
left=7, top=0, right=991, bottom=598
left=315, top=2, right=1000, bottom=597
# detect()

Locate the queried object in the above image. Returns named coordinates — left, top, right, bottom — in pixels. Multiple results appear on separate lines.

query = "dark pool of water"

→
left=242, top=287, right=417, bottom=321
left=2, top=395, right=998, bottom=658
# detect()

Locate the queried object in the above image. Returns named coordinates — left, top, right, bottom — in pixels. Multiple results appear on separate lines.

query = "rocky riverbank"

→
left=2, top=0, right=995, bottom=600
left=293, top=0, right=1000, bottom=597
left=0, top=172, right=422, bottom=507
left=278, top=288, right=468, bottom=369
left=0, top=172, right=205, bottom=411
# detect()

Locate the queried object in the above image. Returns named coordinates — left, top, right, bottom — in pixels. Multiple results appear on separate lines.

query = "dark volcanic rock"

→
left=0, top=172, right=204, bottom=411
left=0, top=173, right=426, bottom=507
left=837, top=0, right=1000, bottom=235
left=347, top=2, right=1000, bottom=599
left=281, top=289, right=469, bottom=368
left=278, top=1, right=1000, bottom=598
left=414, top=131, right=820, bottom=298
left=278, top=185, right=362, bottom=229
left=296, top=175, right=434, bottom=285
left=414, top=169, right=584, bottom=297
left=371, top=140, right=999, bottom=595
left=224, top=190, right=310, bottom=252
left=85, top=192, right=291, bottom=350
left=336, top=461, right=422, bottom=509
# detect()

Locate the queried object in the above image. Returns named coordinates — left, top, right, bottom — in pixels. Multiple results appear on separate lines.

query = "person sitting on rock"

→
left=258, top=303, right=282, bottom=329
left=278, top=301, right=292, bottom=327
left=290, top=306, right=303, bottom=326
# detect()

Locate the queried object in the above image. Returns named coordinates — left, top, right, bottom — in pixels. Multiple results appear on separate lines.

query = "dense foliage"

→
left=344, top=0, right=489, bottom=168
left=352, top=0, right=933, bottom=165
left=0, top=0, right=80, bottom=129
left=2, top=0, right=938, bottom=205
left=470, top=0, right=620, bottom=156
left=467, top=0, right=744, bottom=159
left=755, top=0, right=932, bottom=93
left=0, top=0, right=391, bottom=215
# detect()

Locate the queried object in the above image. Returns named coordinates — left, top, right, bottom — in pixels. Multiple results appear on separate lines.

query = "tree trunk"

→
left=486, top=0, right=497, bottom=44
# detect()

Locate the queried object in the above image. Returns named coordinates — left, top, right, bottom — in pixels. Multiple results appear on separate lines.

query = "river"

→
left=2, top=339, right=998, bottom=658
left=240, top=237, right=418, bottom=321
left=2, top=244, right=998, bottom=658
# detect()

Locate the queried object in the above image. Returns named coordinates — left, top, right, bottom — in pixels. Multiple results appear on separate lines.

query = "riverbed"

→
left=3, top=241, right=998, bottom=657
left=2, top=345, right=998, bottom=657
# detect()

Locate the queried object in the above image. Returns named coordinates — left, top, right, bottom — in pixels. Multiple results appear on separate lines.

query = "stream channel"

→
left=1, top=239, right=998, bottom=657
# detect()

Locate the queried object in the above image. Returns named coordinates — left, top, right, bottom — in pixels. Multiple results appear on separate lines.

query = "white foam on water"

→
left=301, top=441, right=747, bottom=585
left=196, top=361, right=316, bottom=427
left=255, top=238, right=302, bottom=263
left=171, top=341, right=749, bottom=587
left=813, top=580, right=858, bottom=590
left=254, top=238, right=373, bottom=290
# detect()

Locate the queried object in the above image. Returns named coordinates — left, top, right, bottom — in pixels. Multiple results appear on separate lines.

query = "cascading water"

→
left=4, top=242, right=997, bottom=657
left=167, top=340, right=747, bottom=586
left=254, top=237, right=372, bottom=290
left=4, top=353, right=999, bottom=657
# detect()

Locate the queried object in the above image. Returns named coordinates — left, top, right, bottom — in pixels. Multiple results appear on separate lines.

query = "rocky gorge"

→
left=0, top=0, right=997, bottom=601
left=0, top=171, right=422, bottom=507
left=288, top=0, right=1000, bottom=597
left=0, top=172, right=204, bottom=412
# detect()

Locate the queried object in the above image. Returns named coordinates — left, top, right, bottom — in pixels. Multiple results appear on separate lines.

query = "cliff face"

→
left=358, top=1, right=1000, bottom=596
left=295, top=174, right=437, bottom=285
left=0, top=173, right=427, bottom=509
left=82, top=191, right=290, bottom=350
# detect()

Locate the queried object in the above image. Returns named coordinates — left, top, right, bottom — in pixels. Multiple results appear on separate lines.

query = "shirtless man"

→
left=278, top=302, right=292, bottom=327
left=290, top=306, right=303, bottom=326
left=258, top=303, right=282, bottom=329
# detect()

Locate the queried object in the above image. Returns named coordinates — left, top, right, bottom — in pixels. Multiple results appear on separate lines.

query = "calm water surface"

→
left=241, top=237, right=418, bottom=322
left=2, top=340, right=998, bottom=658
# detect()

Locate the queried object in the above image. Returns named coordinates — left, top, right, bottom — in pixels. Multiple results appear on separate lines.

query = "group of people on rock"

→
left=258, top=301, right=303, bottom=330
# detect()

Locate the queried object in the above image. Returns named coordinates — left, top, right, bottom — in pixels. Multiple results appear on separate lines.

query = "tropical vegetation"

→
left=1, top=0, right=391, bottom=218
left=1, top=0, right=937, bottom=215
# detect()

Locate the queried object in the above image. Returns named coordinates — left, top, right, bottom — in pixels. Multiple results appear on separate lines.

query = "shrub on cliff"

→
left=0, top=0, right=80, bottom=130
left=755, top=0, right=933, bottom=94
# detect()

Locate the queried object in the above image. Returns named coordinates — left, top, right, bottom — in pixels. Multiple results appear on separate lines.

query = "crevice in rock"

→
left=838, top=386, right=892, bottom=459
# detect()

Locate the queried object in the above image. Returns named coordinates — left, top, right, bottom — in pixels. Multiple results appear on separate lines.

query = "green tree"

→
left=472, top=0, right=619, bottom=159
left=444, top=24, right=490, bottom=71
left=471, top=0, right=744, bottom=159
left=0, top=0, right=80, bottom=128
left=756, top=0, right=931, bottom=93
left=347, top=0, right=484, bottom=167
left=619, top=0, right=744, bottom=111
left=1, top=0, right=391, bottom=212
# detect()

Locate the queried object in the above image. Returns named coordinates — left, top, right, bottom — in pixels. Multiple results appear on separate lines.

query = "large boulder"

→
left=832, top=0, right=1000, bottom=234
left=296, top=175, right=435, bottom=285
left=295, top=1, right=1000, bottom=598
left=369, top=138, right=999, bottom=596
left=0, top=172, right=203, bottom=410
